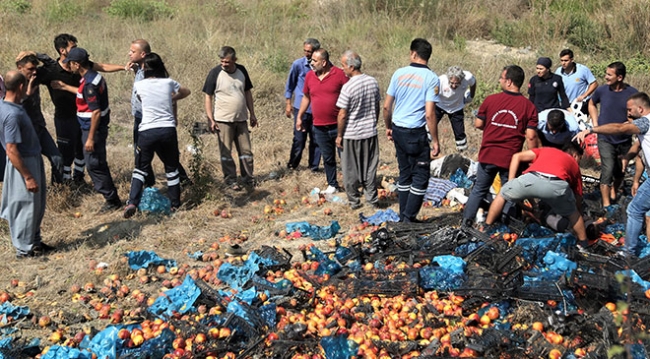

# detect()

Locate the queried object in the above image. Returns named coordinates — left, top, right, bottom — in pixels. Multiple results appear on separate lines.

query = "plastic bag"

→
left=138, top=187, right=171, bottom=215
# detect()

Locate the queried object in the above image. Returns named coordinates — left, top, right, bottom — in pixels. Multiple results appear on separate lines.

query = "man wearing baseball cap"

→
left=64, top=47, right=121, bottom=212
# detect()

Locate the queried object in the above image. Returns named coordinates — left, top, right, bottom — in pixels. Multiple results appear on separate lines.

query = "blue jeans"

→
left=392, top=125, right=430, bottom=221
left=288, top=108, right=321, bottom=170
left=625, top=179, right=650, bottom=255
left=463, top=163, right=509, bottom=222
left=313, top=124, right=339, bottom=187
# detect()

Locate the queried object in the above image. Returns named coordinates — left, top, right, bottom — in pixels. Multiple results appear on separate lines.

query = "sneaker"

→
left=577, top=240, right=595, bottom=252
left=323, top=185, right=338, bottom=195
left=225, top=244, right=245, bottom=257
left=350, top=202, right=363, bottom=210
left=123, top=204, right=137, bottom=219
left=99, top=199, right=122, bottom=213
left=16, top=251, right=34, bottom=259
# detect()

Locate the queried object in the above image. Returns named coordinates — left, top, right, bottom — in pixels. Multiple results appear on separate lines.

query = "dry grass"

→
left=0, top=0, right=649, bottom=345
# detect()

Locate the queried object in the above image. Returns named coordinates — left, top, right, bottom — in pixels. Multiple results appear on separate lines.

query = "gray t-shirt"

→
left=131, top=67, right=145, bottom=118
left=0, top=100, right=41, bottom=157
left=133, top=78, right=181, bottom=132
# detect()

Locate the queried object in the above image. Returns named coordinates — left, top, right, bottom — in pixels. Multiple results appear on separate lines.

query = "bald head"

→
left=4, top=70, right=26, bottom=92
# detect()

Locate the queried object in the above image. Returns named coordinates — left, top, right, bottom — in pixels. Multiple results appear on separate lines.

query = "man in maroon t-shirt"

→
left=463, top=65, right=539, bottom=226
left=296, top=49, right=348, bottom=193
left=484, top=144, right=589, bottom=247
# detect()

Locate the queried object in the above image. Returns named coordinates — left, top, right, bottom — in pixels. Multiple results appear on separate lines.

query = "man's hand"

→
left=576, top=95, right=586, bottom=103
left=209, top=119, right=219, bottom=133
left=296, top=118, right=305, bottom=132
left=572, top=129, right=591, bottom=144
left=285, top=104, right=292, bottom=118
left=50, top=80, right=64, bottom=90
left=250, top=116, right=258, bottom=128
left=430, top=142, right=440, bottom=158
left=85, top=138, right=95, bottom=152
left=25, top=177, right=39, bottom=193
left=385, top=129, right=393, bottom=142
left=632, top=180, right=640, bottom=196
left=336, top=136, right=343, bottom=149
left=51, top=155, right=63, bottom=175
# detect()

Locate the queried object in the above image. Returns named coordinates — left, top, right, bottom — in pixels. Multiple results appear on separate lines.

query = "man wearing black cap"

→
left=64, top=47, right=121, bottom=212
left=528, top=57, right=570, bottom=112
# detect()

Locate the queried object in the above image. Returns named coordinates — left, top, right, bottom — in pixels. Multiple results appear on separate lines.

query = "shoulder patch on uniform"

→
left=434, top=86, right=439, bottom=95
left=91, top=74, right=103, bottom=86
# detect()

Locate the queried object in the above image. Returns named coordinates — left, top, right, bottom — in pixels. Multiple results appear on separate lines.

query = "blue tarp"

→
left=285, top=220, right=341, bottom=240
left=126, top=250, right=177, bottom=270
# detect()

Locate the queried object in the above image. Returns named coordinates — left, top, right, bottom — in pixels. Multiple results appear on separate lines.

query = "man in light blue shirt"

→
left=383, top=38, right=440, bottom=222
left=284, top=38, right=321, bottom=171
left=537, top=109, right=579, bottom=148
left=555, top=49, right=597, bottom=115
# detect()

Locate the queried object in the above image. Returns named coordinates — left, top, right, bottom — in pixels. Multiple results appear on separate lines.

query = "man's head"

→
left=500, top=65, right=525, bottom=90
left=218, top=46, right=237, bottom=73
left=3, top=70, right=27, bottom=94
left=410, top=38, right=432, bottom=62
left=446, top=66, right=465, bottom=90
left=310, top=48, right=329, bottom=74
left=536, top=57, right=552, bottom=78
left=546, top=110, right=567, bottom=134
left=559, top=49, right=574, bottom=71
left=303, top=38, right=320, bottom=61
left=53, top=34, right=78, bottom=58
left=129, top=39, right=151, bottom=65
left=63, top=47, right=91, bottom=73
left=340, top=50, right=361, bottom=77
left=605, top=61, right=626, bottom=86
left=562, top=141, right=584, bottom=162
left=15, top=51, right=39, bottom=80
left=627, top=92, right=650, bottom=120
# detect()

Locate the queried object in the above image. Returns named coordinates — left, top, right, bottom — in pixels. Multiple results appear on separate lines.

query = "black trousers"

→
left=82, top=127, right=119, bottom=202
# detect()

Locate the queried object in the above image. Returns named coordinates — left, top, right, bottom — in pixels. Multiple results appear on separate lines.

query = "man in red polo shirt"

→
left=484, top=143, right=589, bottom=248
left=297, top=48, right=348, bottom=194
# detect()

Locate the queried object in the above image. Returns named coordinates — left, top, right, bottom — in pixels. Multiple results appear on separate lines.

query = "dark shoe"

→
left=229, top=183, right=242, bottom=191
left=99, top=199, right=122, bottom=213
left=577, top=240, right=596, bottom=252
left=16, top=251, right=34, bottom=259
left=123, top=204, right=137, bottom=219
left=33, top=242, right=56, bottom=254
left=180, top=176, right=193, bottom=187
left=350, top=202, right=363, bottom=210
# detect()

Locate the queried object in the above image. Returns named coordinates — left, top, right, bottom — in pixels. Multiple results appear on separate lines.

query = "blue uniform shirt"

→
left=555, top=63, right=597, bottom=103
left=386, top=63, right=440, bottom=128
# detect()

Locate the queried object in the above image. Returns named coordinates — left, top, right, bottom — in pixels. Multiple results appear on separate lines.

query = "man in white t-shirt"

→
left=436, top=66, right=476, bottom=151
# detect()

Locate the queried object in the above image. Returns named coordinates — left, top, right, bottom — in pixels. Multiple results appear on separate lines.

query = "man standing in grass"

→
left=65, top=48, right=122, bottom=212
left=285, top=38, right=322, bottom=172
left=555, top=49, right=598, bottom=116
left=297, top=48, right=349, bottom=195
left=335, top=51, right=381, bottom=210
left=0, top=70, right=53, bottom=258
left=383, top=38, right=440, bottom=223
left=588, top=62, right=637, bottom=210
left=462, top=65, right=539, bottom=227
left=203, top=46, right=258, bottom=191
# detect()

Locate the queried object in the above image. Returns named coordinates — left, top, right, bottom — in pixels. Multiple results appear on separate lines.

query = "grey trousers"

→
left=1, top=155, right=46, bottom=254
left=341, top=136, right=379, bottom=206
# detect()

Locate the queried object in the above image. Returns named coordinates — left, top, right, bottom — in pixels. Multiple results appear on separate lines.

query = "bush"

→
left=45, top=0, right=82, bottom=22
left=0, top=0, right=31, bottom=14
left=105, top=0, right=175, bottom=21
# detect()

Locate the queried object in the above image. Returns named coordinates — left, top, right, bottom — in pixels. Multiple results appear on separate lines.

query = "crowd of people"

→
left=0, top=35, right=648, bottom=259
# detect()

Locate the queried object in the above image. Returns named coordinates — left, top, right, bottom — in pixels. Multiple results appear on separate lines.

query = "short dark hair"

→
left=313, top=48, right=329, bottom=62
left=559, top=49, right=574, bottom=58
left=218, top=46, right=236, bottom=60
left=410, top=38, right=432, bottom=61
left=4, top=71, right=26, bottom=92
left=143, top=53, right=169, bottom=79
left=629, top=92, right=650, bottom=109
left=608, top=61, right=626, bottom=79
left=563, top=141, right=584, bottom=157
left=503, top=65, right=525, bottom=88
left=547, top=110, right=567, bottom=132
left=15, top=54, right=38, bottom=67
left=54, top=33, right=77, bottom=53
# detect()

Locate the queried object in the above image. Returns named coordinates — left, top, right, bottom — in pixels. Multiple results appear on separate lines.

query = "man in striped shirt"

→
left=335, top=51, right=381, bottom=210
